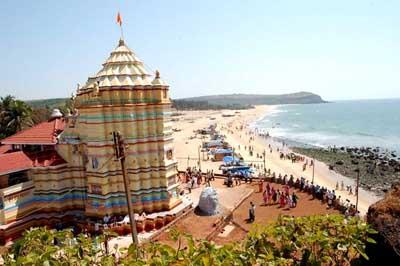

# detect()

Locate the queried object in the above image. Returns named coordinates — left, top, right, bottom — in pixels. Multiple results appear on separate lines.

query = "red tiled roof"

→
left=0, top=150, right=67, bottom=175
left=0, top=151, right=33, bottom=175
left=1, top=118, right=65, bottom=145
left=0, top=144, right=12, bottom=154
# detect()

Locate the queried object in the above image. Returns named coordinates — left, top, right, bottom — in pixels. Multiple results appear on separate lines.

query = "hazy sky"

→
left=1, top=0, right=399, bottom=101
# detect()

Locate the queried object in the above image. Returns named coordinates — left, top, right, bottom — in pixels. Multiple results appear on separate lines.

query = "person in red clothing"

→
left=279, top=193, right=286, bottom=208
left=258, top=179, right=264, bottom=193
left=263, top=188, right=268, bottom=205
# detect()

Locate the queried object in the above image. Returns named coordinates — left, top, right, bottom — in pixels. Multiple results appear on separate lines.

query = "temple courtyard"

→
left=152, top=178, right=339, bottom=248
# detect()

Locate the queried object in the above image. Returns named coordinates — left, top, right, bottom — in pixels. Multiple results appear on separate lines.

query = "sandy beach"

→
left=173, top=105, right=382, bottom=216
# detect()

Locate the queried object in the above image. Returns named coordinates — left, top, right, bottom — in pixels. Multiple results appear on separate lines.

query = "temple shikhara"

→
left=0, top=38, right=181, bottom=242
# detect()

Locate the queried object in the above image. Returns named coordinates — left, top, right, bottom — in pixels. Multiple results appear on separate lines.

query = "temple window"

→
left=91, top=184, right=102, bottom=194
left=72, top=145, right=78, bottom=154
left=166, top=149, right=173, bottom=160
left=7, top=171, right=30, bottom=187
left=92, top=157, right=99, bottom=169
left=163, top=90, right=167, bottom=99
left=12, top=144, right=21, bottom=151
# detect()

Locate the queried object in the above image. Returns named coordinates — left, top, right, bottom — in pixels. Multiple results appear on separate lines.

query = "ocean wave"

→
left=253, top=100, right=400, bottom=153
left=356, top=132, right=377, bottom=137
left=267, top=107, right=288, bottom=117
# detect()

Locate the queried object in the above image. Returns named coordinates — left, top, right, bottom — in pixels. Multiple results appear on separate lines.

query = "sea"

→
left=253, top=99, right=400, bottom=154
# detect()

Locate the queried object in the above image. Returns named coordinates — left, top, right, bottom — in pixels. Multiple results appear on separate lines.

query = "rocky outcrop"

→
left=198, top=187, right=219, bottom=215
left=366, top=183, right=400, bottom=263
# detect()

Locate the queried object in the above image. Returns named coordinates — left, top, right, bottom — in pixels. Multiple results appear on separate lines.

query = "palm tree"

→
left=0, top=95, right=15, bottom=111
left=0, top=95, right=33, bottom=138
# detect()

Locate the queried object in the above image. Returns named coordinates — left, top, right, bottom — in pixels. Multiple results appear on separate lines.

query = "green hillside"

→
left=27, top=98, right=70, bottom=109
left=25, top=92, right=326, bottom=110
left=178, top=91, right=326, bottom=105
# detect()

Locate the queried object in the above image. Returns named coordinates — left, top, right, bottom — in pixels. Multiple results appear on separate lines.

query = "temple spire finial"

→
left=116, top=12, right=124, bottom=41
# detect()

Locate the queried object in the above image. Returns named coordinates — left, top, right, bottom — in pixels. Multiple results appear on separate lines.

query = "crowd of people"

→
left=181, top=167, right=215, bottom=193
left=259, top=180, right=299, bottom=209
left=180, top=167, right=359, bottom=219
left=263, top=170, right=360, bottom=218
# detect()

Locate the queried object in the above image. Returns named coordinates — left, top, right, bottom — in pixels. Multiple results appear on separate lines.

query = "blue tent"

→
left=228, top=168, right=252, bottom=176
left=214, top=149, right=233, bottom=154
left=223, top=156, right=240, bottom=164
left=206, top=140, right=223, bottom=147
left=209, top=148, right=232, bottom=155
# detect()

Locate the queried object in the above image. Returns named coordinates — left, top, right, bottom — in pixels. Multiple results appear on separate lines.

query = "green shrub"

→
left=2, top=215, right=376, bottom=265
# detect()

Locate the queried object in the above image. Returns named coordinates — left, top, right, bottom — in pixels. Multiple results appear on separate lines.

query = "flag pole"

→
left=117, top=12, right=124, bottom=40
left=120, top=23, right=124, bottom=40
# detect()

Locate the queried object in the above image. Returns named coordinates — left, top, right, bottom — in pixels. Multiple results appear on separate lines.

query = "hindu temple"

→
left=0, top=38, right=181, bottom=242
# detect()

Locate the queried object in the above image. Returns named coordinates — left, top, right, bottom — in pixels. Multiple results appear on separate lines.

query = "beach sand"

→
left=173, top=105, right=382, bottom=216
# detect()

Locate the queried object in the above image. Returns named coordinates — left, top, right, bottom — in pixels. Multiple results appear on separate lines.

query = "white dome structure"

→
left=50, top=109, right=63, bottom=119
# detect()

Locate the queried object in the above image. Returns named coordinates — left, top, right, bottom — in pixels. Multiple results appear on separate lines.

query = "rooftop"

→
left=0, top=151, right=33, bottom=175
left=1, top=118, right=65, bottom=145
left=0, top=150, right=67, bottom=176
left=0, top=144, right=12, bottom=154
left=79, top=38, right=167, bottom=92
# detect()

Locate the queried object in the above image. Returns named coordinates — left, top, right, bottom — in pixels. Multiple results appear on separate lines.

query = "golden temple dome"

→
left=79, top=38, right=159, bottom=92
left=151, top=70, right=168, bottom=86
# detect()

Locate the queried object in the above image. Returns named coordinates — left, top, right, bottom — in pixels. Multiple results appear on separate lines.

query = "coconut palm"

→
left=0, top=95, right=33, bottom=138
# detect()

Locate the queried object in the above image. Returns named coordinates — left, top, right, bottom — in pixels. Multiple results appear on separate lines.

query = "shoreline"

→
left=173, top=105, right=383, bottom=215
left=251, top=103, right=400, bottom=155
left=291, top=147, right=399, bottom=196
left=249, top=105, right=399, bottom=197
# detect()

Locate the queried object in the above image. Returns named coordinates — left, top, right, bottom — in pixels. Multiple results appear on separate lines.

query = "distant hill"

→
left=178, top=92, right=326, bottom=106
left=25, top=92, right=326, bottom=111
left=27, top=98, right=69, bottom=109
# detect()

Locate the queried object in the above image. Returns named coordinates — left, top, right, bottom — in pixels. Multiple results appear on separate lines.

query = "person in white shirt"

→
left=103, top=214, right=110, bottom=224
left=122, top=214, right=130, bottom=224
left=94, top=222, right=100, bottom=235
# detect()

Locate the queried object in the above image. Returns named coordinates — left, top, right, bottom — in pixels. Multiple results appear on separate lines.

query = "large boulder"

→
left=366, top=183, right=400, bottom=263
left=198, top=187, right=219, bottom=215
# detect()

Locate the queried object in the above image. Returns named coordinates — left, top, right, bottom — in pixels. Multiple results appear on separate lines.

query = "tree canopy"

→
left=1, top=214, right=376, bottom=265
left=0, top=95, right=33, bottom=139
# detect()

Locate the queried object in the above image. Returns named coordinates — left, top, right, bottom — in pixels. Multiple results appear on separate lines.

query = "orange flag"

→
left=117, top=12, right=122, bottom=26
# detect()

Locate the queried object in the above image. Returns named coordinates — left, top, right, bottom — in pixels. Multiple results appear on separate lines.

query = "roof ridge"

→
left=1, top=118, right=65, bottom=145
left=1, top=120, right=49, bottom=143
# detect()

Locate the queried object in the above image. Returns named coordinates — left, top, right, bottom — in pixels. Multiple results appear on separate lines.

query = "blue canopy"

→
left=214, top=148, right=233, bottom=154
left=206, top=140, right=224, bottom=147
left=223, top=156, right=240, bottom=164
left=228, top=168, right=252, bottom=176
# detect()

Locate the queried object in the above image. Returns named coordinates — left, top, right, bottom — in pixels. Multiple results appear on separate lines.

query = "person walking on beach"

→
left=187, top=178, right=192, bottom=193
left=191, top=177, right=195, bottom=189
left=273, top=189, right=279, bottom=204
left=270, top=186, right=275, bottom=203
left=286, top=194, right=292, bottom=209
left=279, top=193, right=286, bottom=208
left=258, top=179, right=264, bottom=193
left=205, top=174, right=211, bottom=187
left=248, top=202, right=256, bottom=222
left=292, top=192, right=298, bottom=207
left=263, top=189, right=268, bottom=205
